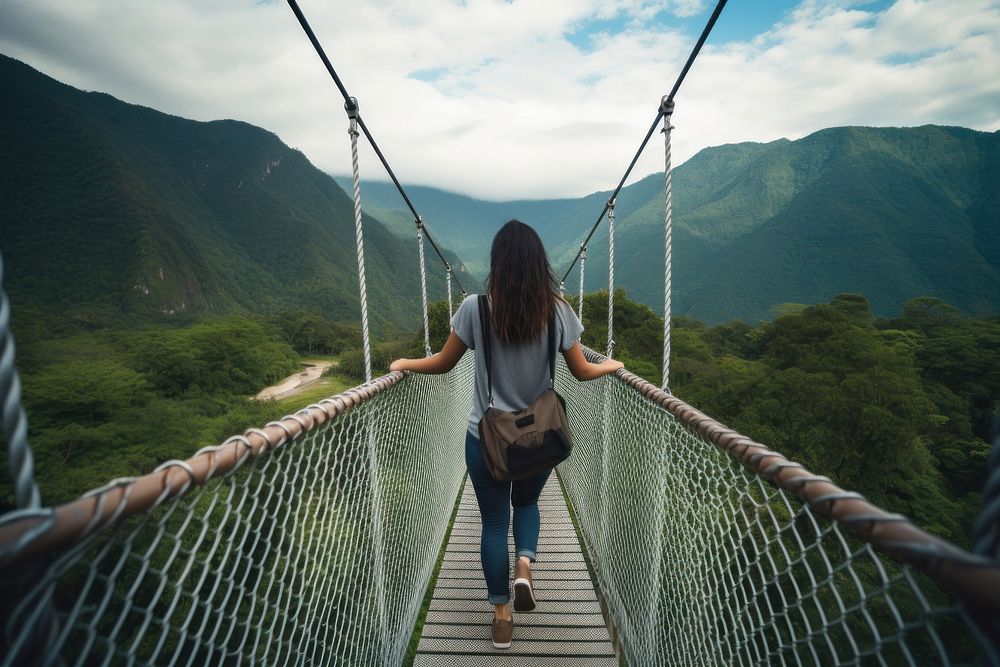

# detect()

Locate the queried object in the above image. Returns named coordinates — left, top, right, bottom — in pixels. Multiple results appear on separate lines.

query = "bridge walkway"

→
left=414, top=474, right=618, bottom=666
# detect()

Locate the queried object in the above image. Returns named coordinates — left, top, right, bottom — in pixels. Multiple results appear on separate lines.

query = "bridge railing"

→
left=0, top=355, right=474, bottom=666
left=4, top=346, right=998, bottom=665
left=556, top=348, right=1000, bottom=666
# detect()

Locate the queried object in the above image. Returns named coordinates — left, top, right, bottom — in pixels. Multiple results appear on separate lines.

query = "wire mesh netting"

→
left=555, top=354, right=998, bottom=666
left=3, top=346, right=998, bottom=666
left=0, top=355, right=473, bottom=666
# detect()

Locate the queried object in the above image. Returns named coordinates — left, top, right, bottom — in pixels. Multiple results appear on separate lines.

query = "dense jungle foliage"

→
left=567, top=290, right=997, bottom=547
left=0, top=308, right=427, bottom=511
left=2, top=290, right=995, bottom=550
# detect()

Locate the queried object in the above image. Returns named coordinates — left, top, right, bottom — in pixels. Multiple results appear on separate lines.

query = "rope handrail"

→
left=560, top=0, right=728, bottom=284
left=286, top=0, right=466, bottom=296
left=3, top=352, right=993, bottom=607
left=0, top=371, right=407, bottom=567
left=579, top=346, right=1000, bottom=616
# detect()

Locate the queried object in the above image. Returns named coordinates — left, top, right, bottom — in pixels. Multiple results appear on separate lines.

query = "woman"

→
left=389, top=220, right=622, bottom=649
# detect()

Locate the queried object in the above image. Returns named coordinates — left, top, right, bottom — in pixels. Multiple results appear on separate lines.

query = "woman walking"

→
left=390, top=220, right=622, bottom=649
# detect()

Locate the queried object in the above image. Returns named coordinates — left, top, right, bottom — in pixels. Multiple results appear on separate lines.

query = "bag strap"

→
left=548, top=306, right=557, bottom=389
left=478, top=295, right=494, bottom=406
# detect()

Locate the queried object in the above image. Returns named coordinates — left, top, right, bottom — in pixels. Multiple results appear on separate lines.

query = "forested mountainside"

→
left=345, top=125, right=1000, bottom=323
left=0, top=54, right=464, bottom=330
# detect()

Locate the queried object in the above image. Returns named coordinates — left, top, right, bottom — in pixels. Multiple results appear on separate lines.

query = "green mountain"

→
left=608, top=125, right=1000, bottom=322
left=0, top=54, right=463, bottom=330
left=345, top=126, right=1000, bottom=323
left=4, top=52, right=994, bottom=327
left=331, top=177, right=578, bottom=279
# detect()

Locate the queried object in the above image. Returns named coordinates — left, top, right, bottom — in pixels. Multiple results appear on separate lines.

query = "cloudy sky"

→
left=2, top=0, right=998, bottom=200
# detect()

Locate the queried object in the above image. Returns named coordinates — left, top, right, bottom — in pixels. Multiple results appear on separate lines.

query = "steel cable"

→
left=286, top=0, right=466, bottom=297
left=560, top=0, right=729, bottom=284
left=0, top=253, right=40, bottom=511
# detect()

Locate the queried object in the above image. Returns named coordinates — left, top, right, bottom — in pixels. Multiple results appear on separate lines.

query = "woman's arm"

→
left=389, top=331, right=468, bottom=374
left=562, top=341, right=624, bottom=381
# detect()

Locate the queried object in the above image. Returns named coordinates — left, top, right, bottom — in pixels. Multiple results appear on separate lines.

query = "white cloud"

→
left=0, top=0, right=997, bottom=200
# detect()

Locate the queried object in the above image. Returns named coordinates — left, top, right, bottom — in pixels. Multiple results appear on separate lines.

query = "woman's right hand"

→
left=602, top=359, right=625, bottom=374
left=562, top=342, right=625, bottom=381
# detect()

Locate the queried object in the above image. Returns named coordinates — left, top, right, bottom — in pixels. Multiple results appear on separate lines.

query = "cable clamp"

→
left=607, top=198, right=616, bottom=210
left=414, top=215, right=424, bottom=230
left=660, top=96, right=675, bottom=116
left=344, top=96, right=360, bottom=119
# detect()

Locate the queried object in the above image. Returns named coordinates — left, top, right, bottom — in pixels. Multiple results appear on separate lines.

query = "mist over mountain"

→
left=0, top=54, right=463, bottom=330
left=341, top=125, right=1000, bottom=323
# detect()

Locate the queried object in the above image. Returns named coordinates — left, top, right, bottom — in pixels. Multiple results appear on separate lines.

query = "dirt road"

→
left=255, top=361, right=335, bottom=401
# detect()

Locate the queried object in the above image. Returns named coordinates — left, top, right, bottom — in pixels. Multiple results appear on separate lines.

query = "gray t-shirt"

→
left=452, top=294, right=585, bottom=436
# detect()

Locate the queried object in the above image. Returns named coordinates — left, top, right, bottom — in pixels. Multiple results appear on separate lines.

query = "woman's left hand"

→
left=389, top=359, right=408, bottom=372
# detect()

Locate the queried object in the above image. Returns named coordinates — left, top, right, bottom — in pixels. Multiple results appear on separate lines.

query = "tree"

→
left=26, top=359, right=151, bottom=423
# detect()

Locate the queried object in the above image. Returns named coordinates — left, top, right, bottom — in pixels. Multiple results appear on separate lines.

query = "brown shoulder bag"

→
left=476, top=295, right=573, bottom=481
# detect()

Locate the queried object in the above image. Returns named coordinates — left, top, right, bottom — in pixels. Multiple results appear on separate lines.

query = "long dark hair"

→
left=486, top=220, right=562, bottom=344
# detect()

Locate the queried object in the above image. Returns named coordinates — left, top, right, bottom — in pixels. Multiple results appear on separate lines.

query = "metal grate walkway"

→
left=414, top=474, right=618, bottom=666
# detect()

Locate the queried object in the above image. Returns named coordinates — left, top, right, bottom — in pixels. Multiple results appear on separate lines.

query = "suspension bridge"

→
left=2, top=1, right=999, bottom=665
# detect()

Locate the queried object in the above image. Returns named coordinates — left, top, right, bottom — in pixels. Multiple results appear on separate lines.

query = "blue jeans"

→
left=464, top=431, right=552, bottom=604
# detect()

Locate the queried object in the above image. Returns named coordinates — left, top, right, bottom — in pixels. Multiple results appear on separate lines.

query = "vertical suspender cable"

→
left=446, top=266, right=454, bottom=320
left=578, top=246, right=587, bottom=322
left=346, top=99, right=373, bottom=384
left=0, top=254, right=41, bottom=511
left=346, top=97, right=386, bottom=661
left=661, top=100, right=675, bottom=391
left=416, top=218, right=431, bottom=357
left=607, top=201, right=616, bottom=358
